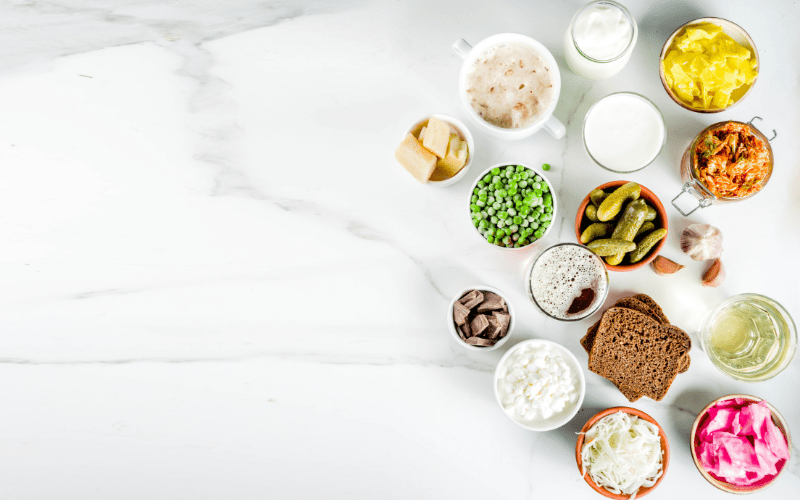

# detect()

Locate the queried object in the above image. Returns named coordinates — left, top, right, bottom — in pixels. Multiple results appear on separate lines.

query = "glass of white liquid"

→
left=582, top=92, right=666, bottom=173
left=563, top=1, right=638, bottom=80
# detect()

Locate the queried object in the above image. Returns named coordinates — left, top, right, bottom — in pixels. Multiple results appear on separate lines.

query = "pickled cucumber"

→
left=585, top=204, right=599, bottom=221
left=580, top=222, right=614, bottom=244
left=597, top=182, right=641, bottom=222
left=629, top=228, right=668, bottom=263
left=635, top=222, right=656, bottom=238
left=644, top=205, right=657, bottom=221
left=605, top=200, right=648, bottom=266
left=589, top=189, right=608, bottom=207
left=587, top=238, right=637, bottom=257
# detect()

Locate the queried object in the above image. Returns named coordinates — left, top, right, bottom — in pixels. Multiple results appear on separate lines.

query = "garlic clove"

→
left=651, top=256, right=685, bottom=276
left=702, top=258, right=726, bottom=287
left=681, top=223, right=723, bottom=261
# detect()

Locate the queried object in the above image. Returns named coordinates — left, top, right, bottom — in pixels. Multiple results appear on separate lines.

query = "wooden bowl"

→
left=576, top=407, right=670, bottom=499
left=690, top=394, right=792, bottom=494
left=659, top=18, right=759, bottom=113
left=574, top=181, right=668, bottom=272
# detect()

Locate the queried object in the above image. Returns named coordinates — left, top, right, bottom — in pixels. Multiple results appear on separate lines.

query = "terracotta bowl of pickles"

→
left=659, top=18, right=759, bottom=113
left=575, top=181, right=668, bottom=272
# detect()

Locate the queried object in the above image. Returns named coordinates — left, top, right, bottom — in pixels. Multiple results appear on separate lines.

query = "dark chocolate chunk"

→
left=465, top=336, right=495, bottom=347
left=453, top=301, right=470, bottom=326
left=486, top=315, right=501, bottom=339
left=459, top=290, right=484, bottom=310
left=459, top=322, right=471, bottom=339
left=477, top=292, right=505, bottom=312
left=492, top=311, right=511, bottom=336
left=470, top=314, right=489, bottom=337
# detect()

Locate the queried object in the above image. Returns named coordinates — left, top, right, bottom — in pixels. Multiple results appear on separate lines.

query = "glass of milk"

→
left=582, top=92, right=666, bottom=173
left=563, top=1, right=638, bottom=80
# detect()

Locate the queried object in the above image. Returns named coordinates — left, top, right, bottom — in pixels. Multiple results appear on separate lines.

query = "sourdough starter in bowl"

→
left=466, top=43, right=554, bottom=128
left=528, top=243, right=609, bottom=321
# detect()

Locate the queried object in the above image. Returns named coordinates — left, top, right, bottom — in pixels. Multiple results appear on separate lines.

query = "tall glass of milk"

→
left=563, top=1, right=638, bottom=80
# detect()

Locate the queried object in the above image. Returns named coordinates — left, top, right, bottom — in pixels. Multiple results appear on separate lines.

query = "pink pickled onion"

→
left=695, top=400, right=789, bottom=487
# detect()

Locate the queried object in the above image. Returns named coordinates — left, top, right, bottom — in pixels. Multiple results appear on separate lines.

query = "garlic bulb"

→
left=680, top=223, right=723, bottom=261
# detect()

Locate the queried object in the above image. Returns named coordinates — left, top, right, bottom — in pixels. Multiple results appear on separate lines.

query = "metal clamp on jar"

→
left=671, top=117, right=776, bottom=216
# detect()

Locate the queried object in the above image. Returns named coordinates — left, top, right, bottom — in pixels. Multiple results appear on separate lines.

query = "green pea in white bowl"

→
left=469, top=163, right=558, bottom=249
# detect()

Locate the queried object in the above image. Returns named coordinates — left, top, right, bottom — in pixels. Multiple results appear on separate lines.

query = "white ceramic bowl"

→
left=468, top=162, right=558, bottom=250
left=401, top=114, right=474, bottom=187
left=452, top=34, right=565, bottom=140
left=447, top=285, right=515, bottom=352
left=494, top=339, right=586, bottom=431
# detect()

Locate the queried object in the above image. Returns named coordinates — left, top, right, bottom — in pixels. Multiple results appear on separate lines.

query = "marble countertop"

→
left=0, top=0, right=798, bottom=498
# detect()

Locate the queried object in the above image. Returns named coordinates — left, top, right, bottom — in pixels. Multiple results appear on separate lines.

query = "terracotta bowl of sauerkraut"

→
left=576, top=407, right=670, bottom=499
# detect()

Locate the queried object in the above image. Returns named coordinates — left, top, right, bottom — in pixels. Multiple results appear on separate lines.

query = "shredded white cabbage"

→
left=580, top=411, right=663, bottom=500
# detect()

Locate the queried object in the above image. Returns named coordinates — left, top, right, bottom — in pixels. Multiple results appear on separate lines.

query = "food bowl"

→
left=576, top=407, right=670, bottom=499
left=659, top=18, right=759, bottom=113
left=494, top=339, right=585, bottom=431
left=447, top=285, right=515, bottom=352
left=402, top=114, right=475, bottom=187
left=690, top=394, right=791, bottom=494
left=469, top=162, right=558, bottom=250
left=575, top=181, right=668, bottom=272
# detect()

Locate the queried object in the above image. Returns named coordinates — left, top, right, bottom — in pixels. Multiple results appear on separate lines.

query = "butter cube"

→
left=422, top=117, right=450, bottom=158
left=432, top=134, right=468, bottom=180
left=395, top=133, right=437, bottom=183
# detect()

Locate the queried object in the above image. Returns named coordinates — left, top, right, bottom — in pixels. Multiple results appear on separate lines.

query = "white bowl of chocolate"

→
left=448, top=286, right=514, bottom=351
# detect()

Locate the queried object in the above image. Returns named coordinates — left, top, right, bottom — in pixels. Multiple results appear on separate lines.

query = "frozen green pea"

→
left=487, top=207, right=496, bottom=216
left=498, top=211, right=508, bottom=220
left=486, top=236, right=494, bottom=244
left=513, top=216, right=523, bottom=225
left=542, top=163, right=551, bottom=171
left=510, top=224, right=519, bottom=233
left=491, top=167, right=500, bottom=175
left=476, top=200, right=485, bottom=207
left=490, top=216, right=498, bottom=224
left=512, top=233, right=519, bottom=241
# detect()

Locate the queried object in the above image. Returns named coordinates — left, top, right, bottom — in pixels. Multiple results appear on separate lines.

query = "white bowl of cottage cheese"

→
left=494, top=339, right=585, bottom=431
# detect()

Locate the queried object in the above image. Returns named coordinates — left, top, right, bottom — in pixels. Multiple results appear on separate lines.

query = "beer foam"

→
left=529, top=245, right=607, bottom=320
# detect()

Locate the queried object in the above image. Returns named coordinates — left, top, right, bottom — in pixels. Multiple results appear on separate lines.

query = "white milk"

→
left=583, top=93, right=665, bottom=172
left=563, top=1, right=637, bottom=80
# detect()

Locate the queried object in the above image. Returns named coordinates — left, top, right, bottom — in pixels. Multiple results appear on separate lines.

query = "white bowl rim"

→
left=401, top=114, right=475, bottom=187
left=446, top=285, right=515, bottom=352
left=493, top=338, right=586, bottom=431
left=467, top=162, right=558, bottom=250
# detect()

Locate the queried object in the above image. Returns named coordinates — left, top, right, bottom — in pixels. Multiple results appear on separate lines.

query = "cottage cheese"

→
left=497, top=343, right=580, bottom=420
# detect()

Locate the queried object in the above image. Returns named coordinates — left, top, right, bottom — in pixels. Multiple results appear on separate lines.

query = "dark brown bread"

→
left=582, top=298, right=659, bottom=352
left=581, top=296, right=691, bottom=374
left=588, top=307, right=691, bottom=402
left=632, top=293, right=670, bottom=324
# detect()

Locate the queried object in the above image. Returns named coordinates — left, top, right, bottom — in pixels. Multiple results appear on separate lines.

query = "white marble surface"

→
left=0, top=0, right=798, bottom=498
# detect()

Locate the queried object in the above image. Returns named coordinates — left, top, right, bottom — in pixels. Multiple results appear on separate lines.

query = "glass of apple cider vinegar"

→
left=700, top=293, right=796, bottom=382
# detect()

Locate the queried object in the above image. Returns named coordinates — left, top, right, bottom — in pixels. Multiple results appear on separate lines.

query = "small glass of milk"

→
left=563, top=1, right=638, bottom=80
left=582, top=92, right=666, bottom=173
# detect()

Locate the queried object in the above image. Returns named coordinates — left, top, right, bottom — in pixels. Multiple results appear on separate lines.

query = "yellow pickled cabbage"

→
left=662, top=23, right=758, bottom=110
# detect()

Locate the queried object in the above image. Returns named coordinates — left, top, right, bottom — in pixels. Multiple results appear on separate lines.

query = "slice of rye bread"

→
left=581, top=297, right=691, bottom=374
left=588, top=307, right=692, bottom=402
left=632, top=293, right=670, bottom=324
